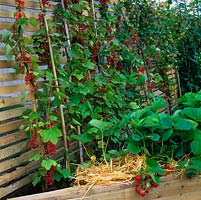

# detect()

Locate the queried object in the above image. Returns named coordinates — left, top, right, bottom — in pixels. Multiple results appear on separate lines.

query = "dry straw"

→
left=75, top=154, right=146, bottom=186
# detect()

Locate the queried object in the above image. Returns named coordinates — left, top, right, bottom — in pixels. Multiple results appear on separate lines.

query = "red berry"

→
left=168, top=165, right=174, bottom=171
left=135, top=185, right=141, bottom=193
left=134, top=175, right=142, bottom=183
left=139, top=190, right=146, bottom=197
left=151, top=182, right=158, bottom=188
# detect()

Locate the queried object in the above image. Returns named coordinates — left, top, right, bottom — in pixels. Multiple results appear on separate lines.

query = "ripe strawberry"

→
left=151, top=182, right=158, bottom=188
left=135, top=175, right=142, bottom=183
left=135, top=185, right=141, bottom=193
left=139, top=190, right=146, bottom=197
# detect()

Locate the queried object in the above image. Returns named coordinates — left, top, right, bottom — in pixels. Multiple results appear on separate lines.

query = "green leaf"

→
left=72, top=118, right=81, bottom=126
left=6, top=44, right=13, bottom=60
left=61, top=168, right=71, bottom=179
left=40, top=126, right=62, bottom=144
left=89, top=119, right=111, bottom=131
left=41, top=159, right=57, bottom=170
left=146, top=158, right=166, bottom=175
left=131, top=133, right=142, bottom=141
left=19, top=17, right=27, bottom=26
left=82, top=60, right=95, bottom=69
left=2, top=29, right=10, bottom=41
left=162, top=129, right=173, bottom=141
left=68, top=46, right=83, bottom=59
left=183, top=108, right=201, bottom=122
left=191, top=140, right=201, bottom=156
left=32, top=176, right=41, bottom=186
left=151, top=98, right=167, bottom=112
left=71, top=133, right=92, bottom=143
left=127, top=142, right=141, bottom=154
left=30, top=17, right=39, bottom=27
left=147, top=133, right=160, bottom=141
left=139, top=115, right=160, bottom=127
left=174, top=119, right=198, bottom=130
left=159, top=113, right=172, bottom=129
left=129, top=102, right=140, bottom=109
left=29, top=153, right=41, bottom=162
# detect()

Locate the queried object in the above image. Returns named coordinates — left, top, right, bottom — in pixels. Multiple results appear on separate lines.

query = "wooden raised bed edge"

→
left=8, top=175, right=201, bottom=200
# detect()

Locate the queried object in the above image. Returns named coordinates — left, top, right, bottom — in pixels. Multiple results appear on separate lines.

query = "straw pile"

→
left=75, top=154, right=146, bottom=186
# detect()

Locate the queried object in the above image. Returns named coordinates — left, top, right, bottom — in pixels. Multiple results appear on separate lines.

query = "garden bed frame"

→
left=8, top=175, right=201, bottom=200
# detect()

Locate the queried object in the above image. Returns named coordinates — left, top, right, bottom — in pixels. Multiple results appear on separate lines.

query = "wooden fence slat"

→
left=0, top=174, right=34, bottom=198
left=0, top=94, right=31, bottom=109
left=0, top=9, right=53, bottom=19
left=0, top=84, right=28, bottom=95
left=0, top=149, right=36, bottom=173
left=0, top=106, right=30, bottom=121
left=0, top=61, right=16, bottom=69
left=0, top=119, right=25, bottom=135
left=0, top=131, right=27, bottom=147
left=0, top=21, right=38, bottom=32
left=0, top=147, right=64, bottom=186
left=0, top=0, right=58, bottom=10
left=0, top=73, right=24, bottom=82
left=0, top=140, right=28, bottom=160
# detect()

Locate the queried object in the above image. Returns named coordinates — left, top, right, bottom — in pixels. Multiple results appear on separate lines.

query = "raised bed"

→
left=8, top=175, right=201, bottom=200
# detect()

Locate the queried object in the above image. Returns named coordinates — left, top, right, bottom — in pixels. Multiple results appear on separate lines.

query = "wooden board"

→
left=0, top=84, right=29, bottom=95
left=0, top=147, right=64, bottom=186
left=0, top=9, right=53, bottom=19
left=0, top=0, right=58, bottom=10
left=0, top=140, right=28, bottom=160
left=0, top=131, right=27, bottom=147
left=0, top=119, right=25, bottom=135
left=0, top=94, right=31, bottom=108
left=0, top=73, right=24, bottom=82
left=0, top=106, right=30, bottom=121
left=0, top=149, right=36, bottom=173
left=0, top=174, right=34, bottom=198
left=7, top=175, right=201, bottom=200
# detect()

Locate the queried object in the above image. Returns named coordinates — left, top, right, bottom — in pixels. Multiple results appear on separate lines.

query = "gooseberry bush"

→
left=3, top=0, right=201, bottom=194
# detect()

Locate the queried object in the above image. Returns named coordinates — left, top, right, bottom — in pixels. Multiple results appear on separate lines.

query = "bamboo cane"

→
left=60, top=0, right=84, bottom=163
left=38, top=0, right=70, bottom=170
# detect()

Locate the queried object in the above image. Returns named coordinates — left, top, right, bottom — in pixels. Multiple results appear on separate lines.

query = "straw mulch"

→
left=75, top=154, right=146, bottom=186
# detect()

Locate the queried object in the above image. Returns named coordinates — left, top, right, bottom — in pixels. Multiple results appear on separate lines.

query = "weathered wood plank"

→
left=0, top=149, right=36, bottom=173
left=0, top=140, right=28, bottom=160
left=0, top=147, right=64, bottom=186
left=0, top=94, right=31, bottom=108
left=0, top=0, right=58, bottom=10
left=153, top=191, right=201, bottom=200
left=0, top=131, right=27, bottom=147
left=0, top=106, right=30, bottom=121
left=0, top=21, right=38, bottom=32
left=0, top=61, right=16, bottom=69
left=0, top=119, right=25, bottom=135
left=0, top=84, right=28, bottom=95
left=7, top=176, right=201, bottom=200
left=0, top=9, right=53, bottom=19
left=0, top=73, right=24, bottom=82
left=0, top=174, right=34, bottom=198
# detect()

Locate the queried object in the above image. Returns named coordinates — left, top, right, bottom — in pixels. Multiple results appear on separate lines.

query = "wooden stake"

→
left=60, top=0, right=84, bottom=164
left=39, top=0, right=70, bottom=171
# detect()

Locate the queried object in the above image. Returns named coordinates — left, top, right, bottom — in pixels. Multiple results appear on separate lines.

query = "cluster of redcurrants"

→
left=45, top=167, right=55, bottom=186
